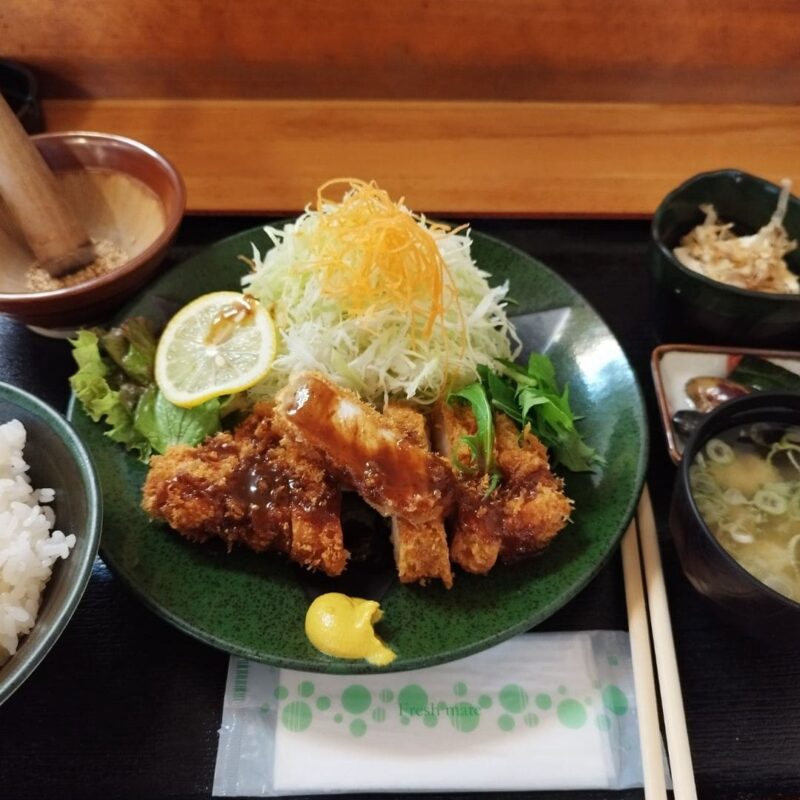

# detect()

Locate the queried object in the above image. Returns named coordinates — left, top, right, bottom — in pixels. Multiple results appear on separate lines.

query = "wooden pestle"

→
left=0, top=93, right=94, bottom=277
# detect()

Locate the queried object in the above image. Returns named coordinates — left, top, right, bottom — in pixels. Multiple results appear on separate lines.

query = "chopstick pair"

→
left=621, top=485, right=697, bottom=800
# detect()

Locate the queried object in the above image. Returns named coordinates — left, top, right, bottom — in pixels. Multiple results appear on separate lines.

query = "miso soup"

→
left=690, top=421, right=800, bottom=603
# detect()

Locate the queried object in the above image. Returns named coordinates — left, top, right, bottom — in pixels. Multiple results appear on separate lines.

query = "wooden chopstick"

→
left=621, top=516, right=668, bottom=799
left=636, top=485, right=698, bottom=800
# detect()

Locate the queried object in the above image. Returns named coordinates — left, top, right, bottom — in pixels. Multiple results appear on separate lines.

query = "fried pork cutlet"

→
left=432, top=401, right=502, bottom=574
left=493, top=412, right=573, bottom=563
left=433, top=401, right=572, bottom=574
left=275, top=417, right=347, bottom=576
left=142, top=404, right=348, bottom=577
left=142, top=372, right=572, bottom=583
left=276, top=372, right=455, bottom=524
left=384, top=403, right=453, bottom=589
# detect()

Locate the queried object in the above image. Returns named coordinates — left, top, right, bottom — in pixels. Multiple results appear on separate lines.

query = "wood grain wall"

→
left=3, top=0, right=799, bottom=104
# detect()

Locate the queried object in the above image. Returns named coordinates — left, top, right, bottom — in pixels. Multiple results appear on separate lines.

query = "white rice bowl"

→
left=0, top=419, right=75, bottom=664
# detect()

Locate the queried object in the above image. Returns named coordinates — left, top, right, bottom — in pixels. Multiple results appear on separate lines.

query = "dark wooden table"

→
left=2, top=217, right=799, bottom=800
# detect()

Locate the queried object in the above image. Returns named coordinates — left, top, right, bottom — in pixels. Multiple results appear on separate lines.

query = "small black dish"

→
left=0, top=59, right=43, bottom=134
left=671, top=391, right=800, bottom=641
left=650, top=169, right=800, bottom=347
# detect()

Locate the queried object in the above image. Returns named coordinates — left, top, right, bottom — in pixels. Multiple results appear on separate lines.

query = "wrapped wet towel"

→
left=213, top=630, right=646, bottom=796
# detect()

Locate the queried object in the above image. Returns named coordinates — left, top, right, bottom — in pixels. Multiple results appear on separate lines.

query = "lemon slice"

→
left=155, top=291, right=276, bottom=408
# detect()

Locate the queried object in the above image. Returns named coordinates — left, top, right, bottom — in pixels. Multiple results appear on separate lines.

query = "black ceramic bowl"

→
left=650, top=169, right=800, bottom=347
left=671, top=391, right=800, bottom=641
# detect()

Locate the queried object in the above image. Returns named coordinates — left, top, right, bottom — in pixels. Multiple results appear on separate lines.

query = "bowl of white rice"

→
left=0, top=382, right=101, bottom=705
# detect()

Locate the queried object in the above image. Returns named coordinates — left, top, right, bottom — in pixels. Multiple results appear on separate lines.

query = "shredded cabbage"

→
left=242, top=190, right=519, bottom=405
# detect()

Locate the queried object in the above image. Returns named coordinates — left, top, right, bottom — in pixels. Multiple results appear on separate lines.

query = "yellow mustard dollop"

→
left=305, top=592, right=396, bottom=666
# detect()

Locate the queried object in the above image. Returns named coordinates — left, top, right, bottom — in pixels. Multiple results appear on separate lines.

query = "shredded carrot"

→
left=295, top=179, right=466, bottom=346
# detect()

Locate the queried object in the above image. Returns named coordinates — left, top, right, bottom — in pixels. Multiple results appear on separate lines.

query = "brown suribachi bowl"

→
left=0, top=132, right=185, bottom=329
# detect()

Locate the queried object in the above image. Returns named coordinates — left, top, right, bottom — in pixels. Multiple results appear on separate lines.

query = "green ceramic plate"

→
left=67, top=227, right=647, bottom=674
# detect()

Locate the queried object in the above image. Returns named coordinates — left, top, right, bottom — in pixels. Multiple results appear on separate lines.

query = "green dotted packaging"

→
left=212, top=630, right=651, bottom=795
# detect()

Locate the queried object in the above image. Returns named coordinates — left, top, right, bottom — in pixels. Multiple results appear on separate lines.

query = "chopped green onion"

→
left=705, top=438, right=734, bottom=464
left=728, top=527, right=755, bottom=545
left=697, top=496, right=727, bottom=521
left=723, top=488, right=748, bottom=506
left=788, top=534, right=800, bottom=569
left=788, top=491, right=800, bottom=520
left=768, top=440, right=800, bottom=472
left=753, top=489, right=788, bottom=515
left=783, top=427, right=800, bottom=445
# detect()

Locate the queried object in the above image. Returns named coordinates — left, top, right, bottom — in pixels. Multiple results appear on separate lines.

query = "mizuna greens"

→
left=448, top=381, right=502, bottom=496
left=449, top=353, right=604, bottom=480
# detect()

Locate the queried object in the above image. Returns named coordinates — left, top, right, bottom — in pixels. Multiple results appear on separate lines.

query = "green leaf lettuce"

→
left=69, top=319, right=223, bottom=461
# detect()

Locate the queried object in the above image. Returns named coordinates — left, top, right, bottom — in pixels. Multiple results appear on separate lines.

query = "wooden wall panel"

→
left=43, top=99, right=800, bottom=217
left=3, top=0, right=800, bottom=104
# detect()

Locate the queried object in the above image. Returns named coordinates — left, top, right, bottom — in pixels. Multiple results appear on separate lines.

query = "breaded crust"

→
left=385, top=403, right=453, bottom=588
left=142, top=403, right=348, bottom=576
left=433, top=400, right=572, bottom=573
left=431, top=401, right=502, bottom=574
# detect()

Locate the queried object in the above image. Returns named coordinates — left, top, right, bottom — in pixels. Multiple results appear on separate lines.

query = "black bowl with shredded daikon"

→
left=671, top=391, right=800, bottom=643
left=650, top=169, right=800, bottom=347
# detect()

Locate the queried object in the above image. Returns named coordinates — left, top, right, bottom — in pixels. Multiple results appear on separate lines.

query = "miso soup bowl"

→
left=650, top=169, right=800, bottom=347
left=670, top=391, right=800, bottom=641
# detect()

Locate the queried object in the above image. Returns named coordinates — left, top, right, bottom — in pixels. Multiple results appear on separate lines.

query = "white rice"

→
left=0, top=419, right=76, bottom=664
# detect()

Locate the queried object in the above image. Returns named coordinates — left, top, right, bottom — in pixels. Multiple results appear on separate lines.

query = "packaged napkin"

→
left=214, top=630, right=645, bottom=796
